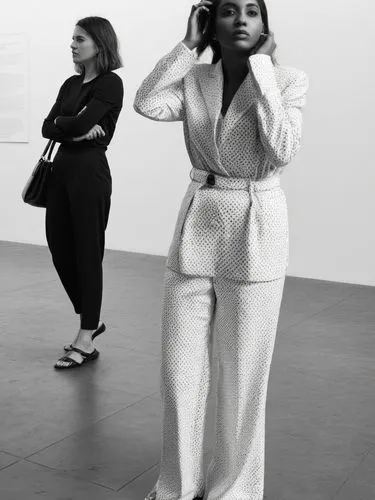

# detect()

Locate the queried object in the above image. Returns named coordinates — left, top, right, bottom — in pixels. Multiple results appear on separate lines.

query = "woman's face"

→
left=215, top=0, right=264, bottom=54
left=70, top=25, right=98, bottom=65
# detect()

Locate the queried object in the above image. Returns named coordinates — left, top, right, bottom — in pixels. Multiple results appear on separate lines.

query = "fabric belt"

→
left=172, top=168, right=282, bottom=244
left=189, top=167, right=280, bottom=194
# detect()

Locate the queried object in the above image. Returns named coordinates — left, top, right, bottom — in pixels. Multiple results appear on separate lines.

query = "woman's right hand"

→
left=72, top=124, right=105, bottom=142
left=182, top=1, right=213, bottom=51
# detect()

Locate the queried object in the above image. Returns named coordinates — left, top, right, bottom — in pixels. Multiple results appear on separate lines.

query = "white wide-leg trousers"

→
left=147, top=269, right=285, bottom=500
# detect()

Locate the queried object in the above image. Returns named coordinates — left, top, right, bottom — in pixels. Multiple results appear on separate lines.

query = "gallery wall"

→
left=0, top=0, right=374, bottom=285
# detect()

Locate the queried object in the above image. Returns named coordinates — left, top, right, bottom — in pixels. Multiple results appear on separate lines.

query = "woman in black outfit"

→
left=41, top=16, right=124, bottom=369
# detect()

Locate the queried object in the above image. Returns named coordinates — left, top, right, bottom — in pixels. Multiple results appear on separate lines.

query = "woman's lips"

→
left=232, top=30, right=250, bottom=38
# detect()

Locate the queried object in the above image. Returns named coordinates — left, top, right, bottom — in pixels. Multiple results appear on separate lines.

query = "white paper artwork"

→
left=0, top=33, right=29, bottom=143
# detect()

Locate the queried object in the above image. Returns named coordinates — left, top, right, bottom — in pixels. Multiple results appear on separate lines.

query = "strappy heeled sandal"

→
left=54, top=346, right=100, bottom=370
left=63, top=322, right=106, bottom=352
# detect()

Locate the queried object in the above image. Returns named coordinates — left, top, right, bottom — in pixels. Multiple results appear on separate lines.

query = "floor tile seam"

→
left=0, top=242, right=163, bottom=265
left=330, top=471, right=354, bottom=499
left=0, top=450, right=23, bottom=459
left=116, top=461, right=159, bottom=492
left=23, top=457, right=119, bottom=493
left=364, top=440, right=375, bottom=456
left=84, top=380, right=153, bottom=400
left=23, top=394, right=153, bottom=460
left=0, top=459, right=22, bottom=473
left=0, top=241, right=47, bottom=248
left=148, top=391, right=160, bottom=399
left=285, top=276, right=362, bottom=291
left=331, top=444, right=374, bottom=499
left=278, top=292, right=358, bottom=335
left=87, top=379, right=159, bottom=399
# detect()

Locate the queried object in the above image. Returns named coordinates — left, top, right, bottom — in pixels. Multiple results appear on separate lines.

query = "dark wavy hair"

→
left=75, top=16, right=123, bottom=75
left=196, top=0, right=270, bottom=63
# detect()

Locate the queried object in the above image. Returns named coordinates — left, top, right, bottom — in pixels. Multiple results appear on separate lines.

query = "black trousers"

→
left=45, top=146, right=111, bottom=330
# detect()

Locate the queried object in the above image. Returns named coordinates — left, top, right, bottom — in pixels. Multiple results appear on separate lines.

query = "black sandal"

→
left=64, top=322, right=106, bottom=352
left=54, top=347, right=100, bottom=370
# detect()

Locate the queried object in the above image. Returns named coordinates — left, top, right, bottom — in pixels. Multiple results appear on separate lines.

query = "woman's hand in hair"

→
left=72, top=124, right=105, bottom=142
left=256, top=31, right=277, bottom=57
left=182, top=0, right=213, bottom=50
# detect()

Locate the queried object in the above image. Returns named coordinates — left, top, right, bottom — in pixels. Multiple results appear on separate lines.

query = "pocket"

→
left=254, top=189, right=289, bottom=263
left=179, top=194, right=195, bottom=240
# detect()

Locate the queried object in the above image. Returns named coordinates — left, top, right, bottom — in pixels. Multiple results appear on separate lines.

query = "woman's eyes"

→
left=221, top=8, right=235, bottom=16
left=221, top=9, right=259, bottom=17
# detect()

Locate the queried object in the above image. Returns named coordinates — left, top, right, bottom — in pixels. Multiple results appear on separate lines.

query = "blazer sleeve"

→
left=41, top=78, right=75, bottom=143
left=133, top=42, right=196, bottom=122
left=249, top=54, right=309, bottom=167
left=54, top=73, right=124, bottom=136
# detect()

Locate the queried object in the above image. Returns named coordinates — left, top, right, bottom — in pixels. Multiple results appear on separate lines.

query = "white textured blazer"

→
left=134, top=42, right=309, bottom=282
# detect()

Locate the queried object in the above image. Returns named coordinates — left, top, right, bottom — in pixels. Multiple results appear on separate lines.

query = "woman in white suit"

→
left=134, top=0, right=308, bottom=498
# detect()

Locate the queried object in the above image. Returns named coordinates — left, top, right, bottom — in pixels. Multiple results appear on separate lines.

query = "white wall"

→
left=0, top=0, right=374, bottom=285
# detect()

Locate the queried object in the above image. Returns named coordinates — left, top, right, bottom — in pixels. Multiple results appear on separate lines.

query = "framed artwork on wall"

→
left=0, top=32, right=29, bottom=143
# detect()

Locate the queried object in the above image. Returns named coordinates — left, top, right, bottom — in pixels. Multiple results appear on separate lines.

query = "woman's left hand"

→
left=256, top=31, right=277, bottom=56
left=72, top=124, right=105, bottom=142
left=72, top=135, right=87, bottom=142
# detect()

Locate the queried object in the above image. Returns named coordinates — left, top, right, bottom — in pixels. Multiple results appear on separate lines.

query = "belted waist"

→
left=190, top=167, right=280, bottom=192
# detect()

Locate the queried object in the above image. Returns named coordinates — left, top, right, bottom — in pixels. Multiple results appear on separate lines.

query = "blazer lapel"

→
left=195, top=61, right=229, bottom=175
left=199, top=60, right=223, bottom=133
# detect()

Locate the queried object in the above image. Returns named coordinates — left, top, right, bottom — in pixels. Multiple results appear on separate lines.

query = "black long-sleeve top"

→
left=42, top=72, right=124, bottom=150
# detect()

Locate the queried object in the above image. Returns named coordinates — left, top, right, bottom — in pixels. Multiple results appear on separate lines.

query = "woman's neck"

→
left=82, top=60, right=99, bottom=83
left=221, top=49, right=250, bottom=84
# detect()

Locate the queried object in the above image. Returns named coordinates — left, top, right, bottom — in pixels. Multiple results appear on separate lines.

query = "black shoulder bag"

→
left=22, top=139, right=56, bottom=208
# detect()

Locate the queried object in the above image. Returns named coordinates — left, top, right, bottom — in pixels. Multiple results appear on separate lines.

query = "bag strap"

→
left=42, top=140, right=57, bottom=160
left=46, top=140, right=57, bottom=160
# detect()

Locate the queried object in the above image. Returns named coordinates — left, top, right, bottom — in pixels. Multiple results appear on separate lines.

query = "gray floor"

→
left=0, top=240, right=374, bottom=500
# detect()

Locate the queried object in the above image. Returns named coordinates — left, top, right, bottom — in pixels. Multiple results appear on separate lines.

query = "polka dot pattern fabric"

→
left=134, top=42, right=308, bottom=283
left=176, top=172, right=288, bottom=282
left=145, top=269, right=285, bottom=500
